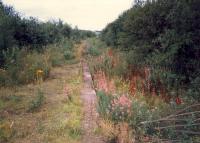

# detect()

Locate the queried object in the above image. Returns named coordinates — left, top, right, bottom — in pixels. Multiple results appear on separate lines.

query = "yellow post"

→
left=36, top=69, right=44, bottom=84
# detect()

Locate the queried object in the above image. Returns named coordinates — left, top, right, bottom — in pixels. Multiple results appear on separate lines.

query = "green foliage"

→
left=62, top=39, right=74, bottom=50
left=1, top=48, right=51, bottom=85
left=101, top=56, right=113, bottom=73
left=113, top=53, right=129, bottom=77
left=71, top=28, right=96, bottom=42
left=96, top=91, right=166, bottom=136
left=89, top=51, right=128, bottom=78
left=187, top=76, right=200, bottom=100
left=27, top=89, right=44, bottom=112
left=47, top=45, right=65, bottom=67
left=0, top=94, right=21, bottom=103
left=85, top=38, right=104, bottom=57
left=101, top=0, right=200, bottom=100
left=0, top=70, right=6, bottom=86
left=96, top=91, right=112, bottom=118
left=64, top=51, right=75, bottom=60
left=96, top=90, right=200, bottom=141
left=65, top=118, right=82, bottom=140
left=0, top=38, right=77, bottom=86
left=86, top=47, right=100, bottom=56
left=0, top=1, right=95, bottom=67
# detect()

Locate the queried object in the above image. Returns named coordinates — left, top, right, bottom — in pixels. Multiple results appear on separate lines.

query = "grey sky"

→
left=3, top=0, right=133, bottom=31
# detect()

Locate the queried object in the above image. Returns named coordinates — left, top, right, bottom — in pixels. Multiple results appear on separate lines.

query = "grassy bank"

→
left=0, top=41, right=85, bottom=143
left=0, top=62, right=83, bottom=143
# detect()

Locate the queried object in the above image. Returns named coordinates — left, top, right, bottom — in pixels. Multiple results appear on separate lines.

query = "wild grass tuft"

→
left=27, top=89, right=45, bottom=112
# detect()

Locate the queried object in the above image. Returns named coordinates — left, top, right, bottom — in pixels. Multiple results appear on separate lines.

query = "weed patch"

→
left=27, top=89, right=45, bottom=112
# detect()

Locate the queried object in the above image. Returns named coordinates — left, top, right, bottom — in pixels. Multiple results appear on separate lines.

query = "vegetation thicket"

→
left=101, top=0, right=200, bottom=100
left=87, top=0, right=200, bottom=142
left=0, top=1, right=95, bottom=86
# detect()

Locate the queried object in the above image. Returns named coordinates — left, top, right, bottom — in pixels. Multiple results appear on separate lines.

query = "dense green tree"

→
left=101, top=0, right=200, bottom=100
left=0, top=1, right=18, bottom=64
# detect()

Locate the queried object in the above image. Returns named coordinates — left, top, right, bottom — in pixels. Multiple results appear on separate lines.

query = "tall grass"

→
left=85, top=38, right=105, bottom=57
left=0, top=40, right=75, bottom=86
left=27, top=89, right=45, bottom=112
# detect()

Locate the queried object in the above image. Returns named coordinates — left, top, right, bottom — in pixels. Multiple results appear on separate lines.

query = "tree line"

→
left=101, top=0, right=200, bottom=100
left=0, top=1, right=95, bottom=66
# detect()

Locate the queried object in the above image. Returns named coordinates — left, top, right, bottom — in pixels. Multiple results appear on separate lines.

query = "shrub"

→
left=187, top=76, right=200, bottom=101
left=46, top=46, right=65, bottom=67
left=109, top=94, right=132, bottom=122
left=47, top=41, right=75, bottom=66
left=96, top=91, right=169, bottom=139
left=86, top=47, right=100, bottom=56
left=85, top=38, right=104, bottom=57
left=0, top=69, right=6, bottom=86
left=64, top=50, right=75, bottom=60
left=62, top=39, right=74, bottom=50
left=112, top=53, right=129, bottom=77
left=1, top=48, right=51, bottom=85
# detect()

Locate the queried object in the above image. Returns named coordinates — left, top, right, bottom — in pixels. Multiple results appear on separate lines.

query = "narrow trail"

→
left=81, top=62, right=104, bottom=143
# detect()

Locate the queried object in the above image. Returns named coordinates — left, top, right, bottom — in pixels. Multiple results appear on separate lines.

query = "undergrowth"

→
left=88, top=39, right=200, bottom=142
left=27, top=89, right=45, bottom=112
left=0, top=39, right=75, bottom=86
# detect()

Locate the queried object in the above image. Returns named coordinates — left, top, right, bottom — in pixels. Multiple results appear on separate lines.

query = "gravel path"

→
left=81, top=62, right=104, bottom=143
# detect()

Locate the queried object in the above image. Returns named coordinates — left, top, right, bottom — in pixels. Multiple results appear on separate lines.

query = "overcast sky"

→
left=2, top=0, right=133, bottom=31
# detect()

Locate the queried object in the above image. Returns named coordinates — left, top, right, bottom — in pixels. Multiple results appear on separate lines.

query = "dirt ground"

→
left=0, top=63, right=83, bottom=143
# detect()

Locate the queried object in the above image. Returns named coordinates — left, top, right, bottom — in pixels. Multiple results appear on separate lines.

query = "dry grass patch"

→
left=0, top=63, right=83, bottom=143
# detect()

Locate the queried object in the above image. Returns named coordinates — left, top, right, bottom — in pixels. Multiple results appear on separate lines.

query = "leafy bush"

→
left=85, top=38, right=104, bottom=57
left=64, top=50, right=75, bottom=60
left=62, top=39, right=74, bottom=50
left=1, top=48, right=51, bottom=85
left=86, top=47, right=100, bottom=56
left=46, top=46, right=65, bottom=67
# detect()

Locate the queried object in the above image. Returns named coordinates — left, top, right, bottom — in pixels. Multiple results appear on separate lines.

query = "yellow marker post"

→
left=36, top=69, right=44, bottom=84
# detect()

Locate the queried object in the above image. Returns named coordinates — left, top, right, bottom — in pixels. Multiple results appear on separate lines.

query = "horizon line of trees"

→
left=0, top=0, right=95, bottom=66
